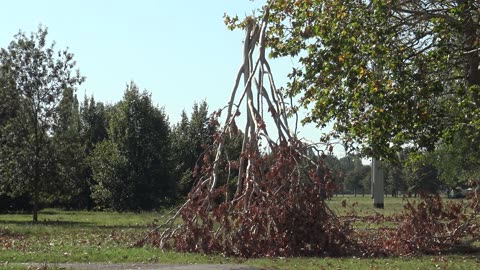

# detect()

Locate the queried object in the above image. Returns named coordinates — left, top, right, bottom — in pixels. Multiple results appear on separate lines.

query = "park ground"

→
left=0, top=196, right=479, bottom=270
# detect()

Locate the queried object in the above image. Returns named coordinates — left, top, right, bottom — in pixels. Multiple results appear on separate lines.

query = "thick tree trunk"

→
left=460, top=0, right=480, bottom=103
left=372, top=158, right=384, bottom=209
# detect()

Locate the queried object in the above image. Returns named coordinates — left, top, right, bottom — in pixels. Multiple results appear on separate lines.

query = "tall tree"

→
left=171, top=111, right=191, bottom=195
left=88, top=140, right=127, bottom=209
left=52, top=88, right=87, bottom=208
left=76, top=95, right=109, bottom=209
left=0, top=26, right=84, bottom=222
left=171, top=101, right=216, bottom=196
left=89, top=82, right=174, bottom=210
left=238, top=0, right=480, bottom=158
left=80, top=96, right=108, bottom=154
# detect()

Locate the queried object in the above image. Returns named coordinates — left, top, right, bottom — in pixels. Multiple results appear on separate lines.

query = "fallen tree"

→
left=136, top=7, right=355, bottom=257
left=137, top=4, right=480, bottom=258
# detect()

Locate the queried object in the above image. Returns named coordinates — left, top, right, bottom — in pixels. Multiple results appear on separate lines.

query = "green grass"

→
left=0, top=208, right=163, bottom=227
left=0, top=200, right=479, bottom=270
left=327, top=195, right=408, bottom=216
left=0, top=209, right=238, bottom=266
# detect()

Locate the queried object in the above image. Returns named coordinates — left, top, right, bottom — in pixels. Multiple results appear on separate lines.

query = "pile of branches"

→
left=357, top=194, right=480, bottom=256
left=147, top=141, right=357, bottom=257
left=135, top=8, right=355, bottom=257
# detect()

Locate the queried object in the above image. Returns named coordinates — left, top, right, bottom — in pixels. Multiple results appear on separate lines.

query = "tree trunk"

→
left=33, top=191, right=39, bottom=223
left=460, top=0, right=480, bottom=106
left=372, top=158, right=384, bottom=208
left=33, top=109, right=40, bottom=223
left=33, top=159, right=39, bottom=223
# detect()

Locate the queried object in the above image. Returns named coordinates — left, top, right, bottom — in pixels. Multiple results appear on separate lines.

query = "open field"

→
left=328, top=195, right=407, bottom=216
left=1, top=197, right=479, bottom=269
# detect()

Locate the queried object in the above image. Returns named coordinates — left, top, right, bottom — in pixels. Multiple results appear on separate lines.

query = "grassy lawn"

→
left=0, top=197, right=479, bottom=269
left=328, top=194, right=407, bottom=216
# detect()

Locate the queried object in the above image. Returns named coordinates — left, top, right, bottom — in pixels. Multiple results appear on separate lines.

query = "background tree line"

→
left=326, top=150, right=440, bottom=198
left=0, top=27, right=243, bottom=220
left=2, top=18, right=479, bottom=220
left=0, top=75, right=225, bottom=215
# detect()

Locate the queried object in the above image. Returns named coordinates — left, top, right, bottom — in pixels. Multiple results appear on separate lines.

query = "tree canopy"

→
left=253, top=0, right=480, bottom=158
left=89, top=82, right=174, bottom=210
left=171, top=101, right=216, bottom=196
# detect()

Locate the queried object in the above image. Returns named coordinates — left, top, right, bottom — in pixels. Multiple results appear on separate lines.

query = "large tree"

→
left=52, top=88, right=88, bottom=208
left=75, top=95, right=109, bottom=209
left=0, top=27, right=84, bottom=221
left=80, top=96, right=108, bottom=155
left=244, top=0, right=480, bottom=158
left=171, top=101, right=216, bottom=196
left=89, top=82, right=174, bottom=210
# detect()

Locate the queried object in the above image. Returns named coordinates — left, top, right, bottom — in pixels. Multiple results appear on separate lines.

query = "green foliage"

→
left=68, top=95, right=110, bottom=209
left=433, top=129, right=480, bottom=188
left=80, top=95, right=109, bottom=154
left=321, top=154, right=343, bottom=192
left=0, top=65, right=17, bottom=125
left=404, top=152, right=442, bottom=194
left=384, top=150, right=408, bottom=196
left=88, top=140, right=125, bottom=209
left=338, top=155, right=370, bottom=195
left=89, top=82, right=174, bottom=211
left=0, top=26, right=84, bottom=221
left=51, top=88, right=87, bottom=207
left=385, top=162, right=405, bottom=197
left=257, top=0, right=480, bottom=159
left=171, top=101, right=216, bottom=196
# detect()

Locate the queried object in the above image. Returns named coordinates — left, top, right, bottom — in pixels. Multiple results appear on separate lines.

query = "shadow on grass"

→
left=40, top=210, right=78, bottom=215
left=0, top=219, right=94, bottom=226
left=0, top=210, right=72, bottom=216
left=0, top=219, right=153, bottom=229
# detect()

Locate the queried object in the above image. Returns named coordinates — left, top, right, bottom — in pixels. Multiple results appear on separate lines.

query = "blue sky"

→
left=0, top=0, right=333, bottom=149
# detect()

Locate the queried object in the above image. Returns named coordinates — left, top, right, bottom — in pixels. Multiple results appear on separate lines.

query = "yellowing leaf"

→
left=359, top=67, right=365, bottom=78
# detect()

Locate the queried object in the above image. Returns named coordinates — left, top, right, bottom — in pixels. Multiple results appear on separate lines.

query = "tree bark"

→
left=460, top=0, right=480, bottom=103
left=33, top=159, right=39, bottom=223
left=33, top=107, right=40, bottom=223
